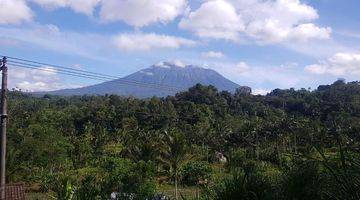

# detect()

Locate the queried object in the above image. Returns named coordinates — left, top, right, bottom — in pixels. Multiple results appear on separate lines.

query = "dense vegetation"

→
left=7, top=80, right=360, bottom=199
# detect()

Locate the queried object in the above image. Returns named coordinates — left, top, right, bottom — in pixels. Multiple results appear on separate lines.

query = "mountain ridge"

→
left=40, top=62, right=244, bottom=98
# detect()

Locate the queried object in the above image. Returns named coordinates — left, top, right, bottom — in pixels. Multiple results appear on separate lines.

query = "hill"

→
left=43, top=61, right=242, bottom=98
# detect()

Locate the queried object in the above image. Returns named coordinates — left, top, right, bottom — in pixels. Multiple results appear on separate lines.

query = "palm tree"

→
left=159, top=128, right=193, bottom=200
left=123, top=129, right=162, bottom=162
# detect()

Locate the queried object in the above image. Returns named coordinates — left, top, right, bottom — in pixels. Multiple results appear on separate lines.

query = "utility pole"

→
left=0, top=57, right=7, bottom=200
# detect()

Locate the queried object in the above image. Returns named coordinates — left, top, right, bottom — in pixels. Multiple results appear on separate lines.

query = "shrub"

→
left=75, top=175, right=101, bottom=200
left=282, top=160, right=323, bottom=200
left=180, top=161, right=212, bottom=186
left=45, top=173, right=77, bottom=200
left=226, top=148, right=247, bottom=171
left=209, top=170, right=279, bottom=200
left=207, top=161, right=282, bottom=200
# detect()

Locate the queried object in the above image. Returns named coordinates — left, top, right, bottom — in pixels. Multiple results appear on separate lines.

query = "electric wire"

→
left=4, top=55, right=183, bottom=90
left=2, top=55, right=119, bottom=79
left=3, top=55, right=184, bottom=92
left=9, top=63, right=179, bottom=92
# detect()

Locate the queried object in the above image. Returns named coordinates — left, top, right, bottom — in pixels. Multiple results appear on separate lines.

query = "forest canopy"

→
left=7, top=80, right=360, bottom=200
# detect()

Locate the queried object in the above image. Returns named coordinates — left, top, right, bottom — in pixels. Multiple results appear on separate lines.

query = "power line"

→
left=4, top=55, right=184, bottom=91
left=6, top=55, right=183, bottom=89
left=8, top=61, right=180, bottom=90
left=8, top=63, right=109, bottom=82
left=2, top=55, right=119, bottom=79
left=9, top=64, right=181, bottom=92
left=8, top=61, right=114, bottom=81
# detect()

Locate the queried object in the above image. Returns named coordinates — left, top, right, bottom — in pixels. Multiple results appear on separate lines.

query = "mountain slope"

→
left=45, top=62, right=241, bottom=98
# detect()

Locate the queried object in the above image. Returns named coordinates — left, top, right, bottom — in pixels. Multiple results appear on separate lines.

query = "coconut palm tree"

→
left=159, top=128, right=193, bottom=200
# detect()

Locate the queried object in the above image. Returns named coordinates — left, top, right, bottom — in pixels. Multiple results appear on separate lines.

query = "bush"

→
left=121, top=161, right=157, bottom=199
left=180, top=161, right=212, bottom=186
left=207, top=161, right=282, bottom=200
left=282, top=160, right=322, bottom=200
left=209, top=170, right=279, bottom=200
left=75, top=175, right=101, bottom=200
left=226, top=148, right=248, bottom=171
left=45, top=173, right=77, bottom=200
left=44, top=158, right=157, bottom=200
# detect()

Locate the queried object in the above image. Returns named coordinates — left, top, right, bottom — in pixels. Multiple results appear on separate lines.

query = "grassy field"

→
left=158, top=184, right=200, bottom=199
left=26, top=185, right=199, bottom=200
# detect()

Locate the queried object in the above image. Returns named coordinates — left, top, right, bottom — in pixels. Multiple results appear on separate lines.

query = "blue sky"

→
left=0, top=0, right=359, bottom=94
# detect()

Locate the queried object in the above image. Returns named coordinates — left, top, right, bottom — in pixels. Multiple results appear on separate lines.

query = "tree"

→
left=159, top=128, right=192, bottom=200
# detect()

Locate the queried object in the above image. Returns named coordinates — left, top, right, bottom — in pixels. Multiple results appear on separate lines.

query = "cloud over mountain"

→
left=40, top=61, right=242, bottom=98
left=201, top=51, right=225, bottom=59
left=113, top=33, right=197, bottom=51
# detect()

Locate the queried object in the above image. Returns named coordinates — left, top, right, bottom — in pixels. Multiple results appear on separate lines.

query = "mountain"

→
left=43, top=62, right=242, bottom=98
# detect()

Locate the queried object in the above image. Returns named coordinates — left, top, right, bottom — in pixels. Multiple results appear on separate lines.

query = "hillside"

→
left=43, top=62, right=241, bottom=98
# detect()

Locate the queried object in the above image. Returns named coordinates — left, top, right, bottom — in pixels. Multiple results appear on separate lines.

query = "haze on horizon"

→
left=0, top=0, right=359, bottom=95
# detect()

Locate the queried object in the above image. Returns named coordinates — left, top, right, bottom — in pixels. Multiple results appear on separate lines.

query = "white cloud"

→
left=202, top=60, right=306, bottom=90
left=252, top=88, right=271, bottom=95
left=235, top=62, right=251, bottom=73
left=304, top=64, right=327, bottom=74
left=9, top=66, right=69, bottom=92
left=305, top=53, right=360, bottom=76
left=288, top=23, right=331, bottom=42
left=154, top=60, right=187, bottom=68
left=201, top=51, right=225, bottom=59
left=28, top=0, right=188, bottom=26
left=0, top=24, right=113, bottom=59
left=179, top=0, right=244, bottom=41
left=0, top=24, right=197, bottom=62
left=180, top=0, right=331, bottom=43
left=113, top=33, right=197, bottom=51
left=0, top=0, right=33, bottom=24
left=10, top=66, right=85, bottom=92
left=29, top=0, right=67, bottom=8
left=100, top=0, right=188, bottom=27
left=154, top=62, right=170, bottom=69
left=140, top=71, right=154, bottom=76
left=29, top=0, right=101, bottom=15
left=172, top=59, right=186, bottom=68
left=284, top=37, right=350, bottom=58
left=240, top=0, right=326, bottom=43
left=68, top=0, right=101, bottom=15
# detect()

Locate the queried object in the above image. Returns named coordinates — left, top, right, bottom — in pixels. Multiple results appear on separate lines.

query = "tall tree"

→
left=159, top=128, right=192, bottom=200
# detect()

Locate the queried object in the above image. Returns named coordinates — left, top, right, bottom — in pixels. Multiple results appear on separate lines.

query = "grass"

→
left=27, top=185, right=200, bottom=200
left=158, top=184, right=201, bottom=199
left=157, top=164, right=227, bottom=199
left=26, top=192, right=54, bottom=200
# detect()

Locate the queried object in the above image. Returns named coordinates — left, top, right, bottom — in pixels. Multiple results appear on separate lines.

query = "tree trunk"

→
left=276, top=139, right=281, bottom=167
left=175, top=169, right=178, bottom=200
left=293, top=133, right=297, bottom=154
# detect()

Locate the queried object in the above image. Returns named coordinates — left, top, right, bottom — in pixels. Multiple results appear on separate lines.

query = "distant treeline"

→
left=7, top=80, right=360, bottom=199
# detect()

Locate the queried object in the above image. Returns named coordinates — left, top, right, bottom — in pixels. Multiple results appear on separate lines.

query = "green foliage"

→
left=209, top=169, right=280, bottom=200
left=180, top=161, right=212, bottom=186
left=75, top=175, right=101, bottom=200
left=226, top=148, right=247, bottom=171
left=316, top=148, right=360, bottom=200
left=6, top=81, right=360, bottom=199
left=45, top=173, right=76, bottom=200
left=282, top=160, right=323, bottom=200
